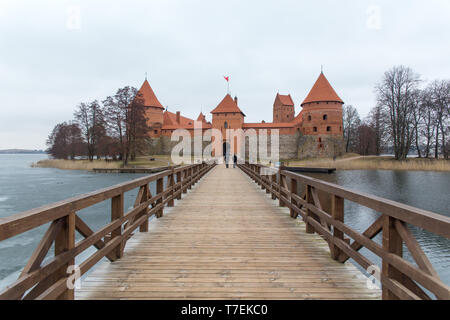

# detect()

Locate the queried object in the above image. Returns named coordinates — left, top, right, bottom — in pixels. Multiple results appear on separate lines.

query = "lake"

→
left=0, top=154, right=449, bottom=294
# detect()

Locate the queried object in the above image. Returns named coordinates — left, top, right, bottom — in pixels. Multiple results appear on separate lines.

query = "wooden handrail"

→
left=0, top=162, right=215, bottom=300
left=238, top=162, right=450, bottom=300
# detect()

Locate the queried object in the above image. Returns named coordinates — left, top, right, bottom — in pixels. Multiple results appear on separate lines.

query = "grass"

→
left=31, top=155, right=174, bottom=171
left=287, top=155, right=450, bottom=172
left=33, top=154, right=450, bottom=172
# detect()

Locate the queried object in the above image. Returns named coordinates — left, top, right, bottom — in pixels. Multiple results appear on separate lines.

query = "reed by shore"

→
left=287, top=155, right=450, bottom=172
left=31, top=155, right=173, bottom=171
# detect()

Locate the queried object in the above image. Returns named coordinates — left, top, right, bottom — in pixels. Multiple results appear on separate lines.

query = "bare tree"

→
left=356, top=123, right=377, bottom=155
left=46, top=122, right=84, bottom=159
left=103, top=87, right=149, bottom=165
left=367, top=104, right=387, bottom=155
left=410, top=89, right=424, bottom=158
left=342, top=105, right=361, bottom=153
left=428, top=80, right=449, bottom=159
left=74, top=100, right=105, bottom=161
left=376, top=66, right=421, bottom=160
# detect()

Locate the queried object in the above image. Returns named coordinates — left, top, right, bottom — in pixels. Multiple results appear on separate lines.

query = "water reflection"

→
left=304, top=170, right=450, bottom=286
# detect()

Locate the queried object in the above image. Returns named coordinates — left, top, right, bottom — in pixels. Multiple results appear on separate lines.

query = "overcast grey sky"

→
left=1, top=0, right=449, bottom=149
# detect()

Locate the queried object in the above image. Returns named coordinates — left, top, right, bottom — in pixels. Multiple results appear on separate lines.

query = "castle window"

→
left=323, top=114, right=328, bottom=120
left=308, top=115, right=312, bottom=121
left=224, top=122, right=228, bottom=129
left=313, top=127, right=317, bottom=132
left=154, top=130, right=158, bottom=134
left=327, top=126, right=331, bottom=132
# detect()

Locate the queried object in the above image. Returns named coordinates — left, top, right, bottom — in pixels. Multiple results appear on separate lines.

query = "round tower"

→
left=300, top=72, right=344, bottom=136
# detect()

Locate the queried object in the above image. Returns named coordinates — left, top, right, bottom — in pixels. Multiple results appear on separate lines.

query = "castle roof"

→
left=138, top=79, right=164, bottom=109
left=275, top=93, right=294, bottom=106
left=301, top=73, right=343, bottom=106
left=210, top=94, right=246, bottom=117
left=163, top=110, right=194, bottom=126
left=197, top=112, right=206, bottom=122
left=161, top=110, right=212, bottom=130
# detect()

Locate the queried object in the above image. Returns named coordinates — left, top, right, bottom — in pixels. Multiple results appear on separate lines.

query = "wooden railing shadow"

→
left=238, top=162, right=450, bottom=300
left=0, top=162, right=215, bottom=300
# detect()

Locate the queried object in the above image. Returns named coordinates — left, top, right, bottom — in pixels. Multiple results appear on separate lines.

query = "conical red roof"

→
left=138, top=79, right=164, bottom=109
left=210, top=94, right=246, bottom=116
left=301, top=73, right=343, bottom=106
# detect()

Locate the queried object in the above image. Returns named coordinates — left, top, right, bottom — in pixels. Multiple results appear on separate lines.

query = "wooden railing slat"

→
left=238, top=162, right=450, bottom=301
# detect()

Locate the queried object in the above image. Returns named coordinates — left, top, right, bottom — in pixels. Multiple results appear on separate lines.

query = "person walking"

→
left=233, top=154, right=237, bottom=168
left=224, top=153, right=229, bottom=168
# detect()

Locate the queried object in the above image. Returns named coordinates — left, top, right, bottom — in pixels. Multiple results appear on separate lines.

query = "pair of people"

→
left=224, top=154, right=238, bottom=168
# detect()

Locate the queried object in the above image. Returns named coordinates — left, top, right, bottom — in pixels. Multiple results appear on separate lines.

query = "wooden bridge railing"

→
left=0, top=162, right=215, bottom=300
left=238, top=162, right=450, bottom=300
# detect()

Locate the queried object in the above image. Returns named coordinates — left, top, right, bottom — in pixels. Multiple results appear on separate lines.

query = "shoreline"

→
left=31, top=155, right=174, bottom=172
left=31, top=155, right=450, bottom=172
left=286, top=155, right=450, bottom=172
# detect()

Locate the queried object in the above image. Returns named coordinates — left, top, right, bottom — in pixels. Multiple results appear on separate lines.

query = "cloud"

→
left=0, top=0, right=449, bottom=149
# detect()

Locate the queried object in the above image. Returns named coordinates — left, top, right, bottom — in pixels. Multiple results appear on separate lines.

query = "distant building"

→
left=138, top=72, right=345, bottom=159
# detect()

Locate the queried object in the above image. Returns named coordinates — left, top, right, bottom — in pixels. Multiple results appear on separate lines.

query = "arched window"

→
left=308, top=115, right=312, bottom=121
left=327, top=126, right=331, bottom=132
left=323, top=114, right=328, bottom=120
left=313, top=127, right=317, bottom=132
left=224, top=122, right=228, bottom=129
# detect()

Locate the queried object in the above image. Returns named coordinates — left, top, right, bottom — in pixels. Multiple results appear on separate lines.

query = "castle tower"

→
left=210, top=94, right=246, bottom=155
left=273, top=93, right=295, bottom=123
left=300, top=72, right=344, bottom=136
left=137, top=79, right=165, bottom=137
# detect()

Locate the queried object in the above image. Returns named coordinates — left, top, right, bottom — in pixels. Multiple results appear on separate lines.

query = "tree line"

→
left=343, top=65, right=449, bottom=160
left=47, top=86, right=151, bottom=165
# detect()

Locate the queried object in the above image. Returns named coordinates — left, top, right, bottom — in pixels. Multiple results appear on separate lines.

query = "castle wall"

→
left=300, top=102, right=343, bottom=136
left=297, top=135, right=345, bottom=159
left=273, top=105, right=295, bottom=123
left=145, top=132, right=344, bottom=160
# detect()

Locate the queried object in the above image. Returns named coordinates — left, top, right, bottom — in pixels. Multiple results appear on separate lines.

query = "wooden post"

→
left=168, top=167, right=175, bottom=207
left=188, top=168, right=192, bottom=190
left=139, top=185, right=149, bottom=232
left=290, top=178, right=298, bottom=219
left=111, top=194, right=124, bottom=259
left=305, top=185, right=314, bottom=234
left=156, top=177, right=164, bottom=218
left=176, top=171, right=182, bottom=200
left=182, top=169, right=187, bottom=194
left=271, top=174, right=277, bottom=200
left=330, top=195, right=344, bottom=259
left=54, top=212, right=75, bottom=300
left=260, top=167, right=265, bottom=190
left=278, top=172, right=285, bottom=207
left=382, top=215, right=403, bottom=300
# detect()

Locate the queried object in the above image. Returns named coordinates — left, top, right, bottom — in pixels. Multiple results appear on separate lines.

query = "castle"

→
left=138, top=72, right=345, bottom=159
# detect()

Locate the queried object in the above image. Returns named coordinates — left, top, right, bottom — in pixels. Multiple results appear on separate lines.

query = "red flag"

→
left=224, top=76, right=229, bottom=82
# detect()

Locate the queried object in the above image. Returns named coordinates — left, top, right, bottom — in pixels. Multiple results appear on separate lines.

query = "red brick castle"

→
left=138, top=72, right=345, bottom=159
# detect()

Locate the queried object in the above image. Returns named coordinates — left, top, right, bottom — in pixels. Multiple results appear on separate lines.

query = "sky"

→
left=0, top=0, right=449, bottom=149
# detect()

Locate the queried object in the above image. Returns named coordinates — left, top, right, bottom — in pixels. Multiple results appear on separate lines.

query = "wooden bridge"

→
left=0, top=162, right=449, bottom=300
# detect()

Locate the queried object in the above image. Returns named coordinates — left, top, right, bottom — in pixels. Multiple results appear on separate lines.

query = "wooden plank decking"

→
left=76, top=165, right=381, bottom=300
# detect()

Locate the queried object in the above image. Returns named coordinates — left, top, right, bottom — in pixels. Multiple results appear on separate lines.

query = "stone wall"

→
left=144, top=133, right=344, bottom=160
left=297, top=135, right=345, bottom=159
